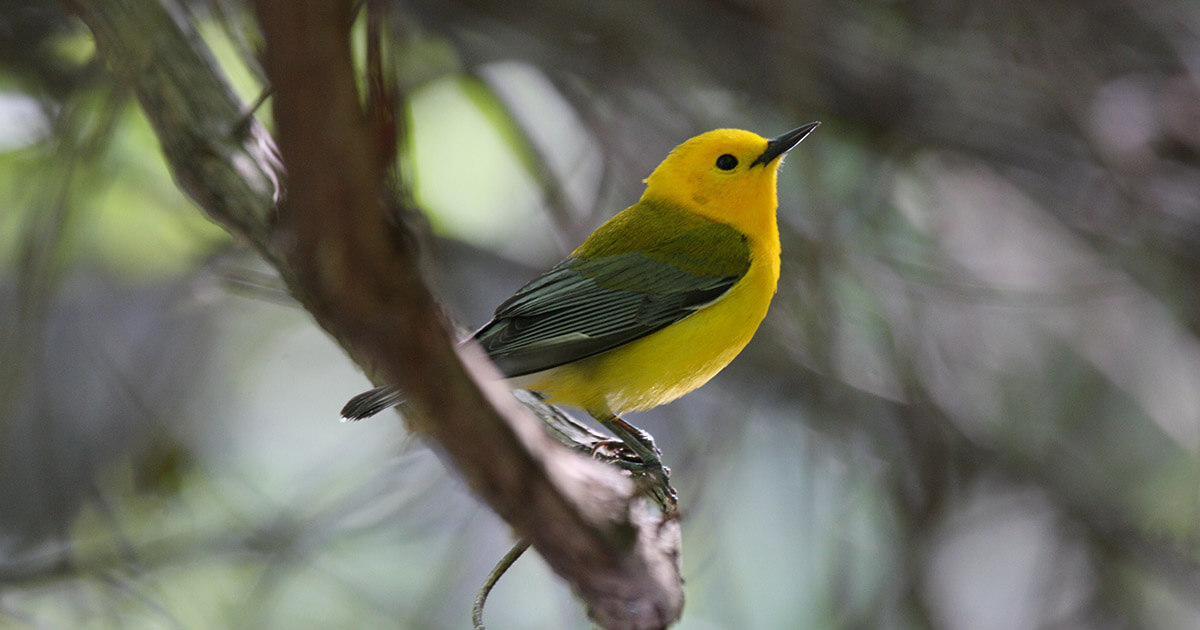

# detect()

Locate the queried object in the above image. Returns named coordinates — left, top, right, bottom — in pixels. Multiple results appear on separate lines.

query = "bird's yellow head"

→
left=642, top=123, right=818, bottom=239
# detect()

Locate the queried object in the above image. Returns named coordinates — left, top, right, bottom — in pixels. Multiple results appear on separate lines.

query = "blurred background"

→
left=4, top=0, right=1200, bottom=628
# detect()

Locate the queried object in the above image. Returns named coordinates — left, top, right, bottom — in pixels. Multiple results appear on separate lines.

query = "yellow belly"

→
left=515, top=257, right=777, bottom=416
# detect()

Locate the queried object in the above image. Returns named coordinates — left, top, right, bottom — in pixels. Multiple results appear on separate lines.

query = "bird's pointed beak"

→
left=750, top=121, right=820, bottom=168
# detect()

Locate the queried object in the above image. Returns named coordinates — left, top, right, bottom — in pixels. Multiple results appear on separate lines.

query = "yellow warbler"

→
left=343, top=122, right=819, bottom=485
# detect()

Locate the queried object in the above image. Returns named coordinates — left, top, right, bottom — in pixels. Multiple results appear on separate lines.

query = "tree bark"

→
left=71, top=0, right=683, bottom=627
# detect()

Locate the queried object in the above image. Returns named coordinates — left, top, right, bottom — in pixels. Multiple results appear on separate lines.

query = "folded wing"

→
left=475, top=228, right=750, bottom=377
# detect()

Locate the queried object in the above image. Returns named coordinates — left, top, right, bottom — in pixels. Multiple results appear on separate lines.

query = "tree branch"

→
left=72, top=0, right=683, bottom=627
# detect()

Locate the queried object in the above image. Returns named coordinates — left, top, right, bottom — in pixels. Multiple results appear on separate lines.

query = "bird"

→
left=342, top=122, right=819, bottom=493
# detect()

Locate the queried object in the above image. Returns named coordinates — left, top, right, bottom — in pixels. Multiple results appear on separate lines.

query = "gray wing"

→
left=472, top=252, right=743, bottom=377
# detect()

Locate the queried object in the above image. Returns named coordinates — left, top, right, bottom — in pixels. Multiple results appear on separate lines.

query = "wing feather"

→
left=474, top=250, right=747, bottom=377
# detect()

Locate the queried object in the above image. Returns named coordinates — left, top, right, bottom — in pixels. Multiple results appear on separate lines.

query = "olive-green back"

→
left=474, top=200, right=752, bottom=377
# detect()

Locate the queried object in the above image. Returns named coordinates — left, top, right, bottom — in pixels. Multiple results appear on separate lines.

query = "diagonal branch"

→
left=71, top=0, right=683, bottom=627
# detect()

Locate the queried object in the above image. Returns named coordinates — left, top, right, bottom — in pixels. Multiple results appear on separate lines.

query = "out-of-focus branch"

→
left=67, top=0, right=280, bottom=251
left=71, top=0, right=683, bottom=627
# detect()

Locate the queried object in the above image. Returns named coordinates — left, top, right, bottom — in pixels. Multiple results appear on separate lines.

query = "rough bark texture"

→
left=71, top=0, right=683, bottom=627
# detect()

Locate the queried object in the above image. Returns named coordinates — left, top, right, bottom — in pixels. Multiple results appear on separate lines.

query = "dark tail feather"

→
left=340, top=385, right=405, bottom=421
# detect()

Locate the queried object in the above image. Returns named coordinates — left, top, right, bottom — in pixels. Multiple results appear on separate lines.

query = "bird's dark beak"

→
left=750, top=121, right=820, bottom=168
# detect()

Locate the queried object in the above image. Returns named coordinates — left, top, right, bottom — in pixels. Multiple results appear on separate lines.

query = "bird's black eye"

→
left=715, top=154, right=738, bottom=170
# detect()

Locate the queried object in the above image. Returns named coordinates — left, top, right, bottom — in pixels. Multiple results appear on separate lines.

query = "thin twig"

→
left=472, top=538, right=532, bottom=630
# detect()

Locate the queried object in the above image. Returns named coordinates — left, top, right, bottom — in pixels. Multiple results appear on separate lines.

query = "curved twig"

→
left=472, top=538, right=532, bottom=630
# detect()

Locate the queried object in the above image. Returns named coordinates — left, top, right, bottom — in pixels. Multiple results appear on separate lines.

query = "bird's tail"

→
left=340, top=385, right=405, bottom=421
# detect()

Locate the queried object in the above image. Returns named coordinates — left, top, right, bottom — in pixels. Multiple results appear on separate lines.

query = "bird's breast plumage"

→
left=515, top=219, right=780, bottom=416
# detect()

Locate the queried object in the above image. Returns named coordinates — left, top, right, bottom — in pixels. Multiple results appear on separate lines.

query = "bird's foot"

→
left=592, top=418, right=679, bottom=513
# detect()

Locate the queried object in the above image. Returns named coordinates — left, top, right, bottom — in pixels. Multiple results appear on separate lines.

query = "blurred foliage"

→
left=3, top=0, right=1200, bottom=628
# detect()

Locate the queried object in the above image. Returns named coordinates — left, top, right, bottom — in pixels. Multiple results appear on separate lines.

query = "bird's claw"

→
left=590, top=438, right=678, bottom=513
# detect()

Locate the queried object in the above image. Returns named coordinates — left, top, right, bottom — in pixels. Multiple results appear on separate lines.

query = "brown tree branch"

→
left=71, top=0, right=683, bottom=627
